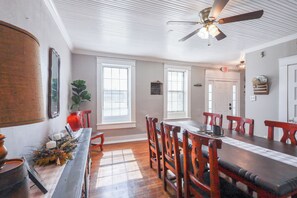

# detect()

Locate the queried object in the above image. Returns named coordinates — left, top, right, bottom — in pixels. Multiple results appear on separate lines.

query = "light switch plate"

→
left=250, top=95, right=256, bottom=101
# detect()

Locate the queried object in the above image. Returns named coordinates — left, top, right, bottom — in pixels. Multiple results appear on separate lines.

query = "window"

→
left=164, top=65, right=191, bottom=119
left=208, top=82, right=213, bottom=113
left=232, top=84, right=237, bottom=116
left=97, top=58, right=136, bottom=130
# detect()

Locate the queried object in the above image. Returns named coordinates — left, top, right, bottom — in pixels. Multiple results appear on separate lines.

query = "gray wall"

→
left=72, top=54, right=206, bottom=137
left=0, top=0, right=72, bottom=158
left=245, top=39, right=297, bottom=137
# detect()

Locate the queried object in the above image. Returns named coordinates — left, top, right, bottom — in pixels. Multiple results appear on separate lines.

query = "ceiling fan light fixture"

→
left=197, top=27, right=209, bottom=39
left=208, top=24, right=220, bottom=37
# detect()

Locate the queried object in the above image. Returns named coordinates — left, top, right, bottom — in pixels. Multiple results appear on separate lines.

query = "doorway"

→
left=205, top=70, right=240, bottom=127
left=279, top=55, right=297, bottom=123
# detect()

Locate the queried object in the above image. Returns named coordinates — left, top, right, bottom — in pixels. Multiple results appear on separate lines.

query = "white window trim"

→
left=164, top=64, right=191, bottom=120
left=97, top=57, right=136, bottom=130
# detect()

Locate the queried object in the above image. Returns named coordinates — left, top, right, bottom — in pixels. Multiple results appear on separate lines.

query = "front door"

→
left=206, top=80, right=239, bottom=128
left=288, top=64, right=297, bottom=122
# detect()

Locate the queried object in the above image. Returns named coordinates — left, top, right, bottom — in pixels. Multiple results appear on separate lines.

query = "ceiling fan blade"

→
left=167, top=21, right=200, bottom=25
left=209, top=0, right=229, bottom=19
left=179, top=28, right=201, bottom=42
left=215, top=28, right=227, bottom=41
left=218, top=10, right=264, bottom=24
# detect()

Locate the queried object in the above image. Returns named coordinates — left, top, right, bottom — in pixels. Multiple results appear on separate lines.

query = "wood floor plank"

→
left=90, top=140, right=175, bottom=198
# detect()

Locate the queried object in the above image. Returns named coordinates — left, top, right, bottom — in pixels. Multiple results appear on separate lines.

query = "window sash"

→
left=164, top=65, right=191, bottom=119
left=102, top=65, right=131, bottom=123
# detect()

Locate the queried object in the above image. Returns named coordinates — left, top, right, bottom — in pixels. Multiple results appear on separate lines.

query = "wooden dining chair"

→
left=227, top=116, right=254, bottom=136
left=80, top=110, right=105, bottom=151
left=265, top=120, right=297, bottom=145
left=160, top=122, right=182, bottom=198
left=145, top=115, right=162, bottom=178
left=203, top=112, right=223, bottom=127
left=183, top=129, right=251, bottom=198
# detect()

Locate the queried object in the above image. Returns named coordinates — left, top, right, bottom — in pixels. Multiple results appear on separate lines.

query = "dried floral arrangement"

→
left=33, top=135, right=77, bottom=166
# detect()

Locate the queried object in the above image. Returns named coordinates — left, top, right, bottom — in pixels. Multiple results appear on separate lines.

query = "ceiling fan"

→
left=167, top=0, right=264, bottom=42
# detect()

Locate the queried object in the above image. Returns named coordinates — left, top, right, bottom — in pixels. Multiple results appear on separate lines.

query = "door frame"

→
left=205, top=70, right=241, bottom=116
left=279, top=55, right=297, bottom=122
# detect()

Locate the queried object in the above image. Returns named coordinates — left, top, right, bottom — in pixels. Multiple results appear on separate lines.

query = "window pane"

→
left=172, top=72, right=177, bottom=81
left=233, top=85, right=236, bottom=92
left=171, top=82, right=178, bottom=91
left=104, top=67, right=112, bottom=78
left=178, top=72, right=184, bottom=82
left=120, top=109, right=128, bottom=115
left=208, top=101, right=212, bottom=109
left=112, top=68, right=119, bottom=79
left=208, top=84, right=212, bottom=92
left=104, top=79, right=112, bottom=90
left=119, top=69, right=127, bottom=79
left=112, top=79, right=119, bottom=90
left=104, top=102, right=112, bottom=109
left=208, top=93, right=212, bottom=100
left=112, top=109, right=120, bottom=116
left=120, top=80, right=127, bottom=90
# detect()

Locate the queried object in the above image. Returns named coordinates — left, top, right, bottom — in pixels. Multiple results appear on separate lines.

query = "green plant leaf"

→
left=72, top=95, right=81, bottom=104
left=70, top=79, right=91, bottom=109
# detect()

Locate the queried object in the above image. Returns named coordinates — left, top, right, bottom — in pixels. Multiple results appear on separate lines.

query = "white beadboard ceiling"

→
left=52, top=0, right=297, bottom=66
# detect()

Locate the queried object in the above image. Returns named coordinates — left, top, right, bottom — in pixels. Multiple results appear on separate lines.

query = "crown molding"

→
left=72, top=48, right=226, bottom=68
left=44, top=0, right=73, bottom=50
left=243, top=33, right=297, bottom=54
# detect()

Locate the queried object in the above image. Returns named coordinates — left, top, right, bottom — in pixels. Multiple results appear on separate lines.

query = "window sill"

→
left=97, top=121, right=136, bottom=130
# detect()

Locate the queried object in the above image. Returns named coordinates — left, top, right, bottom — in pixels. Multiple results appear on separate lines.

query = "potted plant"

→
left=68, top=80, right=91, bottom=131
left=70, top=80, right=91, bottom=111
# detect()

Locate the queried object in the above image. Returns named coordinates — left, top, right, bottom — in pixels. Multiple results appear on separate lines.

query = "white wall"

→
left=245, top=39, right=297, bottom=137
left=0, top=0, right=72, bottom=158
left=72, top=53, right=206, bottom=138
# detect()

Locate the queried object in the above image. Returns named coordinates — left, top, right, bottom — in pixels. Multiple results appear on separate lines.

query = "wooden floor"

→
left=90, top=140, right=175, bottom=198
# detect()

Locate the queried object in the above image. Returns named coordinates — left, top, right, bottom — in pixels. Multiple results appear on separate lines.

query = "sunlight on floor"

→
left=95, top=149, right=143, bottom=188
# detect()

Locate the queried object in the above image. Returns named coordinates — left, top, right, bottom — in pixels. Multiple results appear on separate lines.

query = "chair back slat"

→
left=79, top=110, right=91, bottom=128
left=265, top=120, right=297, bottom=145
left=227, top=115, right=254, bottom=136
left=160, top=122, right=182, bottom=197
left=161, top=122, right=180, bottom=164
left=203, top=112, right=223, bottom=127
left=183, top=130, right=222, bottom=198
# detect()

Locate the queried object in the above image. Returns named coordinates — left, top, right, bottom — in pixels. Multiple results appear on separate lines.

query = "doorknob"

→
left=229, top=103, right=232, bottom=106
left=229, top=107, right=232, bottom=110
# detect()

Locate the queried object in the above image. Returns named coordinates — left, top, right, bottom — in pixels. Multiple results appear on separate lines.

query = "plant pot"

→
left=67, top=112, right=82, bottom=131
left=0, top=134, right=8, bottom=169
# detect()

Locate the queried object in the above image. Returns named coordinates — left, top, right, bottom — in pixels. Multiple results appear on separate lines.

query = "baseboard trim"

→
left=104, top=133, right=147, bottom=144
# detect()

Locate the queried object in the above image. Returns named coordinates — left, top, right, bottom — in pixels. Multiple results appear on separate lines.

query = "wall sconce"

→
left=0, top=20, right=44, bottom=197
left=236, top=61, right=246, bottom=70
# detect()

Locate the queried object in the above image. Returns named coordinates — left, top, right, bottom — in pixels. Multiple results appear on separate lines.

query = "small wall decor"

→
left=48, top=48, right=60, bottom=118
left=194, top=83, right=202, bottom=87
left=150, top=81, right=163, bottom=95
left=252, top=75, right=269, bottom=95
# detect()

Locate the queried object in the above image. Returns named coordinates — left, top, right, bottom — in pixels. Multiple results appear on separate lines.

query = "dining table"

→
left=164, top=120, right=297, bottom=198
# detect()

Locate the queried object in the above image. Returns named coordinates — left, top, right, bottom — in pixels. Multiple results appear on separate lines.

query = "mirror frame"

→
left=48, top=48, right=60, bottom=118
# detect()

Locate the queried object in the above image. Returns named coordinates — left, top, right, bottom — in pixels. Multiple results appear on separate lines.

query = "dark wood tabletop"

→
left=166, top=120, right=297, bottom=197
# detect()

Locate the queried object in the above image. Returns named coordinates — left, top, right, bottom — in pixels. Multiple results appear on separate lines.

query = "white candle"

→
left=46, top=141, right=57, bottom=149
left=53, top=133, right=62, bottom=140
